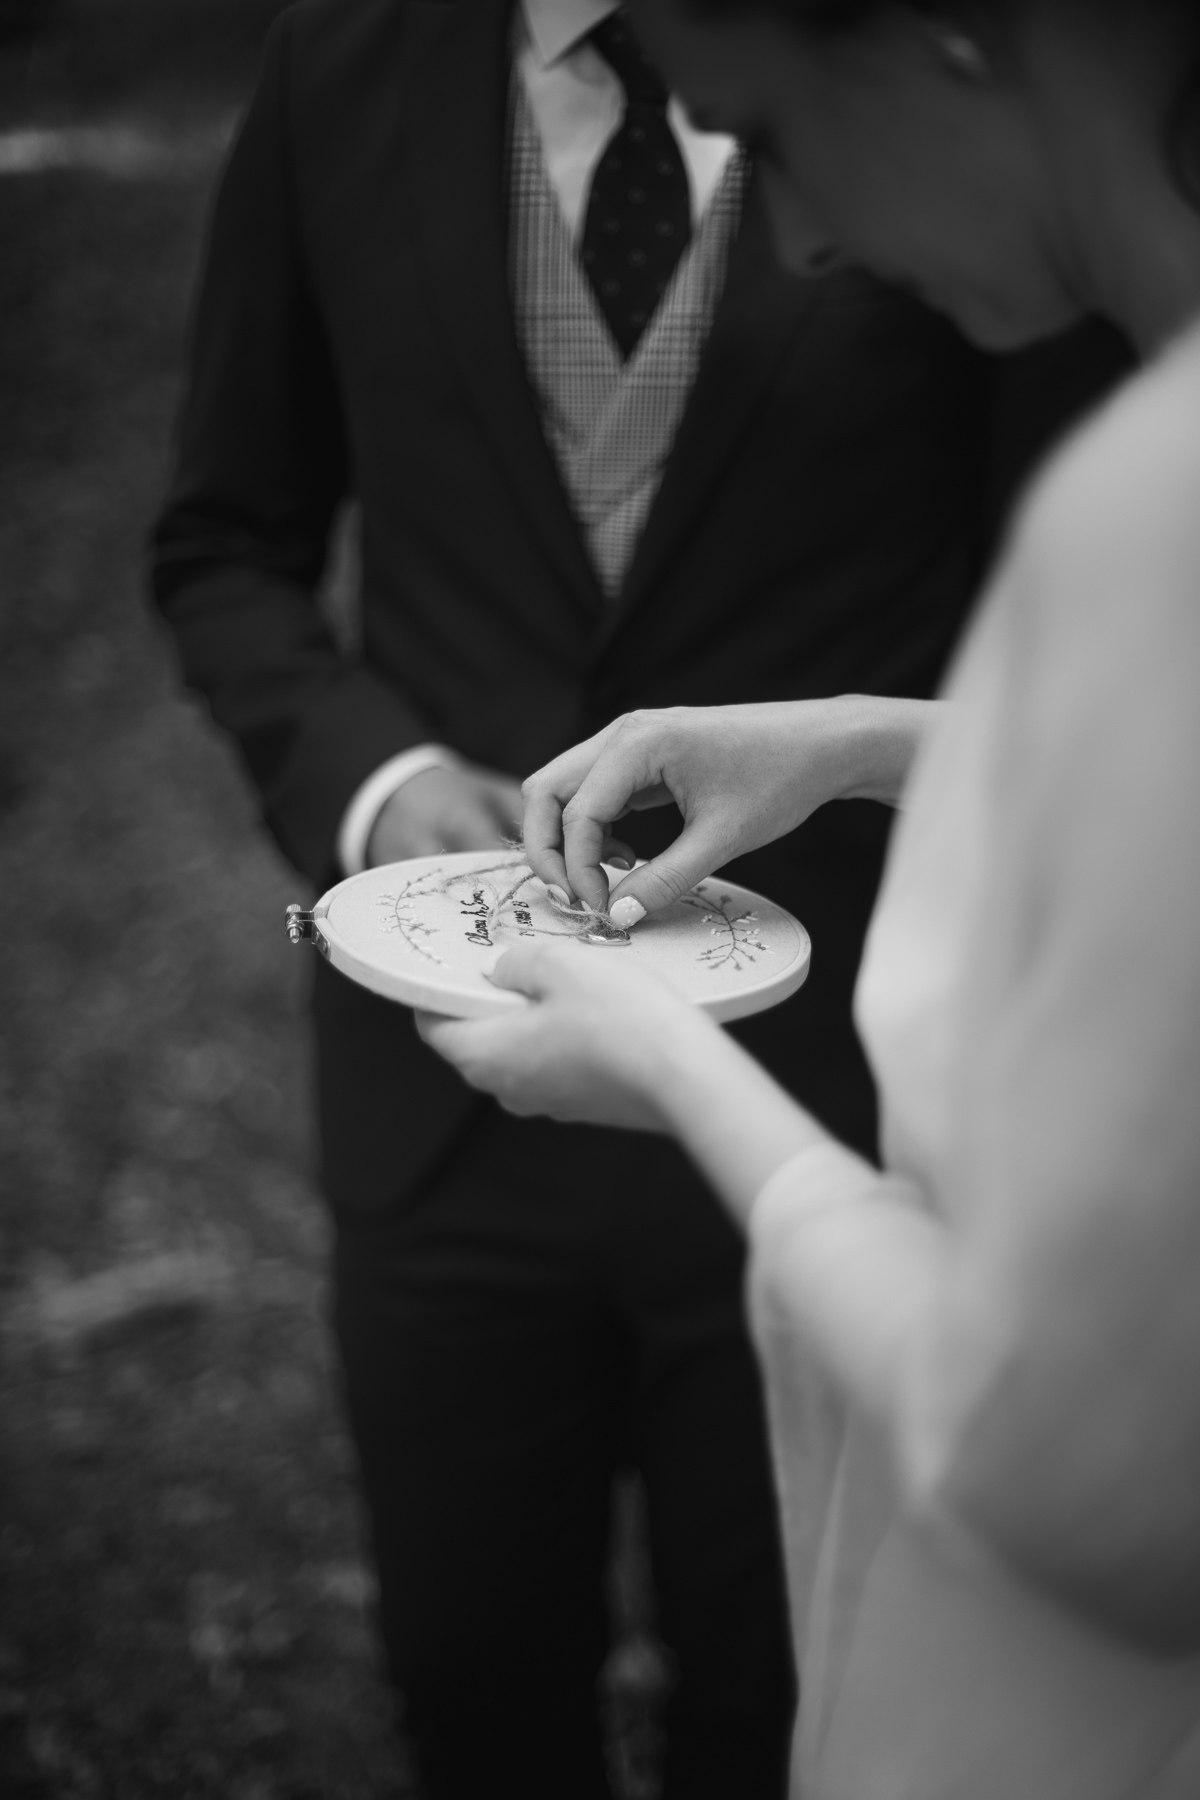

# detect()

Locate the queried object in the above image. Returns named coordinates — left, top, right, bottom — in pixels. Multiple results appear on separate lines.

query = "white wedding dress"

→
left=749, top=327, right=1200, bottom=1798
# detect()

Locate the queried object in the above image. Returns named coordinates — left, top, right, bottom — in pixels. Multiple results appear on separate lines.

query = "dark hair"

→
left=677, top=0, right=1200, bottom=210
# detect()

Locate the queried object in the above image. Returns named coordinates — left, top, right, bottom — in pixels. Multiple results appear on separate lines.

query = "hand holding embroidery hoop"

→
left=286, top=851, right=810, bottom=1022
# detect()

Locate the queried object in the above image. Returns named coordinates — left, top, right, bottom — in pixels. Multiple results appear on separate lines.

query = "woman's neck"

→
left=1034, top=4, right=1200, bottom=355
left=1070, top=147, right=1200, bottom=356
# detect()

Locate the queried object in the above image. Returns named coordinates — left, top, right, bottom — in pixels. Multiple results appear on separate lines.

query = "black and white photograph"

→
left=1, top=0, right=1198, bottom=1796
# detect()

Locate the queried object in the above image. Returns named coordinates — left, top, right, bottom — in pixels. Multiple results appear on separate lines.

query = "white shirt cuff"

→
left=336, top=745, right=464, bottom=876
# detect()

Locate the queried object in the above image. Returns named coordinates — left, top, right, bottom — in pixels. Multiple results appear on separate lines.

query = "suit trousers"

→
left=334, top=1106, right=796, bottom=1800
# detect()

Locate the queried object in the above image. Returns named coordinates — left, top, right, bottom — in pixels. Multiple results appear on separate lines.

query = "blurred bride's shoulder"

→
left=1016, top=322, right=1200, bottom=566
left=1001, top=320, right=1200, bottom=644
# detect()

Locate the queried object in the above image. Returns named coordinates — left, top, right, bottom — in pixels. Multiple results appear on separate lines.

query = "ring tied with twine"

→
left=436, top=842, right=633, bottom=946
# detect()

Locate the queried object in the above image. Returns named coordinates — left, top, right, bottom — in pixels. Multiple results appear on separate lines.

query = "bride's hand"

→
left=521, top=696, right=933, bottom=923
left=415, top=943, right=719, bottom=1132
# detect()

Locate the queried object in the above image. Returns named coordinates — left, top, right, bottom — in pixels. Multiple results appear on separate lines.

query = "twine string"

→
left=484, top=871, right=616, bottom=939
left=428, top=848, right=621, bottom=941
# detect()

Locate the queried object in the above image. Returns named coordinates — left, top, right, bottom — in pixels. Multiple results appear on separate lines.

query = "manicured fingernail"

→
left=607, top=858, right=632, bottom=872
left=609, top=896, right=646, bottom=930
left=547, top=884, right=572, bottom=907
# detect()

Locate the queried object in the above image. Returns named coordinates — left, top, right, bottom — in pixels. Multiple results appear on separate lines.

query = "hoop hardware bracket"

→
left=285, top=906, right=315, bottom=944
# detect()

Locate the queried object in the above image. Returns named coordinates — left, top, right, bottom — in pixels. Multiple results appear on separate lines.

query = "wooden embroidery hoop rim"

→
left=295, top=852, right=812, bottom=1023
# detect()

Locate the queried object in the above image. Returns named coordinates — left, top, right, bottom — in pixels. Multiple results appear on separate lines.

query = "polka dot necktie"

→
left=581, top=10, right=692, bottom=359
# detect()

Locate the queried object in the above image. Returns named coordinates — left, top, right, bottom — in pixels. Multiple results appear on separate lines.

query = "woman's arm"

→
left=420, top=858, right=1200, bottom=1658
left=651, top=1028, right=949, bottom=1427
left=521, top=695, right=941, bottom=919
left=419, top=945, right=948, bottom=1428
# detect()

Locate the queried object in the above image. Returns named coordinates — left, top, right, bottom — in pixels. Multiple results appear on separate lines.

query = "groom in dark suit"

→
left=149, top=0, right=1075, bottom=1794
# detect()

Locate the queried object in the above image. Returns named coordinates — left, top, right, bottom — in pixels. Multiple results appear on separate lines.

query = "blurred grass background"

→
left=0, top=3, right=417, bottom=1793
left=0, top=4, right=665, bottom=1793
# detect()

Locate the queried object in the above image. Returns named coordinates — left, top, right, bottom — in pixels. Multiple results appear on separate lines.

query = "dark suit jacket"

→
left=152, top=0, right=1004, bottom=1212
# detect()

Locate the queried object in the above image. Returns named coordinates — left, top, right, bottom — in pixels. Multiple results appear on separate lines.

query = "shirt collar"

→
left=523, top=0, right=620, bottom=68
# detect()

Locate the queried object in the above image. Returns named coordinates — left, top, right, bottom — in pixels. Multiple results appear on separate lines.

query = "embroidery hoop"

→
left=287, top=851, right=811, bottom=1023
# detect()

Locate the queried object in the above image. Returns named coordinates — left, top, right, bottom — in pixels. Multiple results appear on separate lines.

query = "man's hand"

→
left=366, top=763, right=524, bottom=866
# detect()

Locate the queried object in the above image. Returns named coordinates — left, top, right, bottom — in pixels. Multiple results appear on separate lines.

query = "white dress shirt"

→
left=336, top=0, right=736, bottom=877
left=518, top=0, right=735, bottom=238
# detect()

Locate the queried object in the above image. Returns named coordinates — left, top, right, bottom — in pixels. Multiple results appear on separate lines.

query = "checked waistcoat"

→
left=508, top=76, right=748, bottom=599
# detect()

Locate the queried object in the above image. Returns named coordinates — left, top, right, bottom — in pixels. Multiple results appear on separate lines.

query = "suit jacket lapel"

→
left=401, top=0, right=603, bottom=622
left=593, top=169, right=819, bottom=653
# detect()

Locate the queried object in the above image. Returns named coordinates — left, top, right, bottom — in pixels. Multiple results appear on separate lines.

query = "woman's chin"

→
left=935, top=285, right=1084, bottom=353
left=869, top=265, right=1073, bottom=350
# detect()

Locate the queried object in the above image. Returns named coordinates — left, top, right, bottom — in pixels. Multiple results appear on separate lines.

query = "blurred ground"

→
left=0, top=4, right=665, bottom=1795
left=0, top=6, right=422, bottom=1794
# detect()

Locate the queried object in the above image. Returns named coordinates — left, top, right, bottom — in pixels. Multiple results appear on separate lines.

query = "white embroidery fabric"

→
left=508, top=76, right=747, bottom=598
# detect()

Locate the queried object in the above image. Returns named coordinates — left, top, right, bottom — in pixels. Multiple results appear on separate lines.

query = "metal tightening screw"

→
left=285, top=905, right=315, bottom=945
